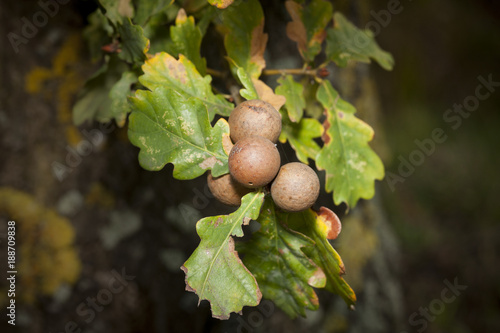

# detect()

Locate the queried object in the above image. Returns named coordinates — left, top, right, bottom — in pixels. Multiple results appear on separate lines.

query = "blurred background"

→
left=0, top=0, right=499, bottom=332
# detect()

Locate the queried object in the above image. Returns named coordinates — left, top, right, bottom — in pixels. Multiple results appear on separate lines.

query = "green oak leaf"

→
left=134, top=0, right=173, bottom=26
left=98, top=0, right=134, bottom=25
left=302, top=77, right=323, bottom=119
left=117, top=18, right=150, bottom=64
left=182, top=191, right=265, bottom=320
left=208, top=0, right=234, bottom=9
left=73, top=56, right=128, bottom=126
left=315, top=80, right=384, bottom=208
left=128, top=87, right=230, bottom=178
left=170, top=9, right=207, bottom=75
left=109, top=71, right=138, bottom=127
left=276, top=75, right=305, bottom=122
left=238, top=197, right=326, bottom=318
left=139, top=52, right=233, bottom=120
left=285, top=0, right=333, bottom=63
left=285, top=208, right=356, bottom=308
left=326, top=12, right=394, bottom=70
left=83, top=10, right=114, bottom=62
left=279, top=110, right=323, bottom=165
left=219, top=0, right=268, bottom=79
left=236, top=67, right=258, bottom=100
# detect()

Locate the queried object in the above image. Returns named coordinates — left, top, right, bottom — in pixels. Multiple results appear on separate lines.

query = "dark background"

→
left=0, top=0, right=499, bottom=332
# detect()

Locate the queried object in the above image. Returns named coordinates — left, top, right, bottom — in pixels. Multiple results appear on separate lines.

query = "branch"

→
left=262, top=67, right=329, bottom=78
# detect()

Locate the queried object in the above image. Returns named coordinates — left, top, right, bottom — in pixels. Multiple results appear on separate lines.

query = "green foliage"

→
left=75, top=0, right=395, bottom=321
left=326, top=12, right=394, bottom=70
left=116, top=18, right=149, bottom=63
left=237, top=67, right=259, bottom=100
left=128, top=87, right=230, bottom=178
left=134, top=0, right=173, bottom=26
left=98, top=0, right=133, bottom=25
left=169, top=9, right=207, bottom=75
left=279, top=110, right=323, bottom=165
left=219, top=0, right=267, bottom=79
left=83, top=10, right=113, bottom=62
left=109, top=71, right=138, bottom=127
left=276, top=75, right=306, bottom=122
left=238, top=197, right=326, bottom=318
left=73, top=56, right=128, bottom=125
left=182, top=191, right=265, bottom=319
left=285, top=208, right=356, bottom=307
left=140, top=53, right=233, bottom=120
left=315, top=81, right=384, bottom=208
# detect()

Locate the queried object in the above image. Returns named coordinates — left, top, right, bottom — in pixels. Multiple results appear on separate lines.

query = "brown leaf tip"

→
left=322, top=118, right=331, bottom=144
left=180, top=265, right=196, bottom=293
left=318, top=206, right=342, bottom=240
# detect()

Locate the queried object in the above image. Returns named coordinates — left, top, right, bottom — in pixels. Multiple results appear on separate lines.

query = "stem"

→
left=206, top=68, right=225, bottom=78
left=262, top=68, right=320, bottom=76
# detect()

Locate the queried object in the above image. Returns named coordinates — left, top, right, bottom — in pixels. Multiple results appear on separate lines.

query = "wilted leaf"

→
left=276, top=75, right=305, bottom=122
left=117, top=18, right=150, bottom=63
left=279, top=110, right=323, bottom=165
left=170, top=8, right=207, bottom=75
left=128, top=88, right=230, bottom=178
left=237, top=67, right=286, bottom=111
left=220, top=0, right=268, bottom=78
left=182, top=191, right=265, bottom=319
left=285, top=0, right=333, bottom=63
left=134, top=0, right=173, bottom=26
left=109, top=70, right=138, bottom=127
left=139, top=52, right=233, bottom=119
left=326, top=12, right=394, bottom=70
left=73, top=56, right=128, bottom=125
left=208, top=0, right=233, bottom=9
left=315, top=80, right=384, bottom=208
left=252, top=79, right=286, bottom=112
left=285, top=208, right=356, bottom=308
left=238, top=198, right=326, bottom=318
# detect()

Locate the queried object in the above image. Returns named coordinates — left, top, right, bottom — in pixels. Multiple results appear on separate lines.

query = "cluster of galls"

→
left=208, top=100, right=320, bottom=212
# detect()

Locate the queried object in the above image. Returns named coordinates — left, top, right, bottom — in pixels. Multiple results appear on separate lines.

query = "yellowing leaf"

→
left=182, top=191, right=265, bottom=319
left=208, top=0, right=234, bottom=9
left=220, top=0, right=268, bottom=78
left=285, top=0, right=333, bottom=63
left=238, top=198, right=326, bottom=318
left=315, top=80, right=384, bottom=208
left=128, top=88, right=230, bottom=179
left=284, top=208, right=356, bottom=308
left=279, top=110, right=323, bottom=165
left=326, top=12, right=394, bottom=70
left=139, top=52, right=233, bottom=119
